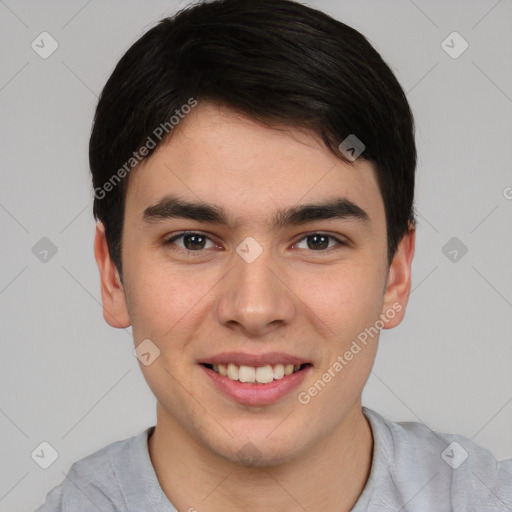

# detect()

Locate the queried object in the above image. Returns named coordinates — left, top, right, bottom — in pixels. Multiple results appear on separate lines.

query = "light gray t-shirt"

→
left=35, top=407, right=512, bottom=511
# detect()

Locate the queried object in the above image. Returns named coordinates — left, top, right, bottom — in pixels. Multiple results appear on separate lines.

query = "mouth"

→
left=199, top=356, right=313, bottom=406
left=201, top=362, right=312, bottom=384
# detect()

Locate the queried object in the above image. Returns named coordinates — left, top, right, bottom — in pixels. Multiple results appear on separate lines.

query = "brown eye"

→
left=295, top=233, right=346, bottom=251
left=164, top=232, right=215, bottom=251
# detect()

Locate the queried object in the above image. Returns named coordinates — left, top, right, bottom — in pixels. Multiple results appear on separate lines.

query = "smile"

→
left=202, top=363, right=309, bottom=384
left=199, top=354, right=312, bottom=406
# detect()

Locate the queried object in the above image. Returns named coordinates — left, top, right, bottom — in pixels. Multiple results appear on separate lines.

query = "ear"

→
left=380, top=226, right=415, bottom=329
left=94, top=221, right=131, bottom=328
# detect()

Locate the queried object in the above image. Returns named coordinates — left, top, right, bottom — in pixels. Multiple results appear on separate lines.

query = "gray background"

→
left=0, top=0, right=511, bottom=510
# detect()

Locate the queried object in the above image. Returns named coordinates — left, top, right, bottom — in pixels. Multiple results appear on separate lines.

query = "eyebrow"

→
left=142, top=194, right=370, bottom=231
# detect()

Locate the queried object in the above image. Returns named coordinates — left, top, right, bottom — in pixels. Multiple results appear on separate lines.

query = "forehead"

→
left=125, top=103, right=385, bottom=231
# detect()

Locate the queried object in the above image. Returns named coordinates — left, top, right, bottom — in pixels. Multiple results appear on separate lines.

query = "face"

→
left=95, top=102, right=414, bottom=466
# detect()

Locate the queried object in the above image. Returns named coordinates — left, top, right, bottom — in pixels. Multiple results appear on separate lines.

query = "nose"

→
left=215, top=245, right=296, bottom=337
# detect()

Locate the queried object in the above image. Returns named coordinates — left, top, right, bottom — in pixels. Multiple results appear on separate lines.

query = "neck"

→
left=148, top=402, right=373, bottom=512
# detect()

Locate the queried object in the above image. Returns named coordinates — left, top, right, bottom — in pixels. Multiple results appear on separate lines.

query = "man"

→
left=35, top=0, right=512, bottom=510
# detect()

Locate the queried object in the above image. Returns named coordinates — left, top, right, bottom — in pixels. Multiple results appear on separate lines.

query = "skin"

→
left=95, top=102, right=415, bottom=512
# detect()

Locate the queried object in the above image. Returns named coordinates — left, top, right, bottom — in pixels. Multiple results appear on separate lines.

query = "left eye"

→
left=294, top=233, right=345, bottom=251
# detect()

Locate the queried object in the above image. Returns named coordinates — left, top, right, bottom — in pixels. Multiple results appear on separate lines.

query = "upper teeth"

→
left=212, top=363, right=301, bottom=384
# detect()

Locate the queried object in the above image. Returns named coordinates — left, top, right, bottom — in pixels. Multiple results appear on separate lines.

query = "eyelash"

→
left=162, top=231, right=347, bottom=254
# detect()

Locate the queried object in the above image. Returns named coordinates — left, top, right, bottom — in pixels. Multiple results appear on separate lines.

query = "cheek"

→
left=294, top=262, right=384, bottom=338
left=124, top=256, right=215, bottom=341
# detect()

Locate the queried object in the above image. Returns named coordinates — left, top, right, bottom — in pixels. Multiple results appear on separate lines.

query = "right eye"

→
left=163, top=231, right=218, bottom=253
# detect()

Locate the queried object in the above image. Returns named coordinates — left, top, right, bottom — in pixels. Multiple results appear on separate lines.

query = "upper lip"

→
left=200, top=351, right=310, bottom=367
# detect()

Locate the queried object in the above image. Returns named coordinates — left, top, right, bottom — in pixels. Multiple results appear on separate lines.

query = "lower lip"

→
left=200, top=365, right=311, bottom=406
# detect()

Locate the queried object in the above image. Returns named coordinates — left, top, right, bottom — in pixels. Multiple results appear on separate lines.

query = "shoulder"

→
left=34, top=429, right=151, bottom=512
left=362, top=407, right=512, bottom=511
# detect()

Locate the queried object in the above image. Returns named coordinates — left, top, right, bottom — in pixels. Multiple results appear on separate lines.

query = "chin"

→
left=211, top=431, right=310, bottom=469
